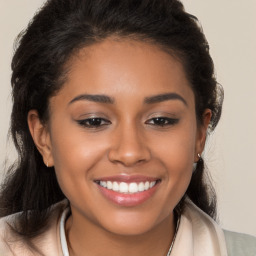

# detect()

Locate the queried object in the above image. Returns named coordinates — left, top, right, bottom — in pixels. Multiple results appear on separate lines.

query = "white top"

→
left=1, top=199, right=254, bottom=255
left=60, top=207, right=70, bottom=256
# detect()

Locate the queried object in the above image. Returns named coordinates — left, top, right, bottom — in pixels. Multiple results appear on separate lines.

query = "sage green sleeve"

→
left=224, top=230, right=256, bottom=256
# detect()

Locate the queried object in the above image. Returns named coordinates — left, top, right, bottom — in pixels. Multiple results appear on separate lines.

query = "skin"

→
left=28, top=39, right=211, bottom=256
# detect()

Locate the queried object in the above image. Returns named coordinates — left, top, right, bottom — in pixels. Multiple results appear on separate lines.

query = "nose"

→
left=108, top=124, right=151, bottom=167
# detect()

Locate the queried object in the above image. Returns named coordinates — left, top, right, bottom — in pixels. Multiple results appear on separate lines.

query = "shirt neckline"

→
left=60, top=207, right=70, bottom=256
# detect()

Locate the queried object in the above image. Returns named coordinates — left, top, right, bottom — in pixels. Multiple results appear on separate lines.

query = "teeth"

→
left=107, top=181, right=112, bottom=190
left=149, top=181, right=155, bottom=188
left=112, top=182, right=119, bottom=191
left=120, top=182, right=128, bottom=193
left=101, top=181, right=107, bottom=188
left=128, top=183, right=138, bottom=193
left=99, top=180, right=157, bottom=194
left=138, top=182, right=145, bottom=192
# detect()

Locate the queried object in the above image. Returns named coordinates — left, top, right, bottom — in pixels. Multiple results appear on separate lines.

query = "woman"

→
left=0, top=0, right=255, bottom=255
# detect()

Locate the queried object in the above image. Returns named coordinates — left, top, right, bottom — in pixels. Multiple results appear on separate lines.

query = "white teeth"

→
left=150, top=181, right=155, bottom=188
left=99, top=180, right=157, bottom=194
left=119, top=182, right=129, bottom=193
left=106, top=181, right=112, bottom=189
left=138, top=182, right=145, bottom=192
left=128, top=182, right=138, bottom=193
left=112, top=182, right=119, bottom=191
left=101, top=181, right=107, bottom=188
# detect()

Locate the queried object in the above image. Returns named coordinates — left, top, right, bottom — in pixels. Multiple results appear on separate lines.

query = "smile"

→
left=95, top=176, right=161, bottom=207
left=97, top=180, right=157, bottom=194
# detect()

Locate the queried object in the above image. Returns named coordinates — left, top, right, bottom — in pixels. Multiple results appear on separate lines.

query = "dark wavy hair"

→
left=0, top=0, right=223, bottom=238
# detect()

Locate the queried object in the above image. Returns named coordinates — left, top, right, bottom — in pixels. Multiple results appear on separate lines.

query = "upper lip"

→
left=94, top=174, right=160, bottom=183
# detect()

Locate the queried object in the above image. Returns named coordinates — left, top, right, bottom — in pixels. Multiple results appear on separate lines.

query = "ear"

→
left=27, top=110, right=54, bottom=167
left=194, top=109, right=212, bottom=162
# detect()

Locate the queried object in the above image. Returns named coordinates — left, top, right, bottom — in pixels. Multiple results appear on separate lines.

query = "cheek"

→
left=49, top=125, right=108, bottom=192
left=152, top=123, right=196, bottom=199
left=156, top=144, right=193, bottom=217
left=152, top=125, right=196, bottom=169
left=167, top=127, right=196, bottom=185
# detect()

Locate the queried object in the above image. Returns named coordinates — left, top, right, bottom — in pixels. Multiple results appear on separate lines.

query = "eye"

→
left=77, top=117, right=111, bottom=128
left=146, top=117, right=179, bottom=127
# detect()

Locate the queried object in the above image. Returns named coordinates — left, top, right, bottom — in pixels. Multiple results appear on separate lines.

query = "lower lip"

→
left=97, top=182, right=160, bottom=207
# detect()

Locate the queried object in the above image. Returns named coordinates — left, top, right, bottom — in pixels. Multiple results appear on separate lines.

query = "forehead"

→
left=56, top=39, right=194, bottom=106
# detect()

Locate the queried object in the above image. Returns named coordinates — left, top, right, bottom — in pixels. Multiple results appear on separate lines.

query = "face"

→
left=29, top=39, right=209, bottom=236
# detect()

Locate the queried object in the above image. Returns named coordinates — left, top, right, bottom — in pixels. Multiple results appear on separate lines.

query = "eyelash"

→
left=77, top=117, right=179, bottom=128
left=77, top=118, right=111, bottom=128
left=146, top=117, right=179, bottom=127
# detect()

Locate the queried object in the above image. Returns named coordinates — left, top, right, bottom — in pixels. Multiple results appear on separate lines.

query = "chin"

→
left=96, top=210, right=172, bottom=237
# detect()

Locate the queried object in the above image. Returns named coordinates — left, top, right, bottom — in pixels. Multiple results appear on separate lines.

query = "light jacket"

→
left=0, top=200, right=255, bottom=255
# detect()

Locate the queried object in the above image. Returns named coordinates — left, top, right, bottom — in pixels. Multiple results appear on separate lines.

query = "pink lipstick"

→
left=94, top=175, right=161, bottom=207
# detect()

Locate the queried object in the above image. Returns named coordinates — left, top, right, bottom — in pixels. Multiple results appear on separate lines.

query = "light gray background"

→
left=0, top=0, right=255, bottom=236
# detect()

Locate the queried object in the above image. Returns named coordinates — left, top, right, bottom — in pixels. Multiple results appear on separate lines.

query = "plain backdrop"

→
left=0, top=0, right=255, bottom=236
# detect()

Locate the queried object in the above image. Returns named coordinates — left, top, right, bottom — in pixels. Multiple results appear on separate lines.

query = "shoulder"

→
left=0, top=211, right=28, bottom=255
left=0, top=214, right=15, bottom=255
left=182, top=200, right=256, bottom=256
left=0, top=200, right=68, bottom=255
left=224, top=230, right=256, bottom=256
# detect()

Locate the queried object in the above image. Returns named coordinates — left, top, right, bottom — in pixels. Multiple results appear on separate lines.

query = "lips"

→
left=98, top=180, right=157, bottom=194
left=94, top=175, right=161, bottom=207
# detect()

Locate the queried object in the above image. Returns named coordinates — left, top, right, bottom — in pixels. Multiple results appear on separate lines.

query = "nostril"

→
left=107, top=145, right=151, bottom=166
left=107, top=129, right=152, bottom=166
left=112, top=150, right=150, bottom=164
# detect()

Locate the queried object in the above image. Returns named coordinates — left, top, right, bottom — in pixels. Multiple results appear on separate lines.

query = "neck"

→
left=65, top=211, right=176, bottom=256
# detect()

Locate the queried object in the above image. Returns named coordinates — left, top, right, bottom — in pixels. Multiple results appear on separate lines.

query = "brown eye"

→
left=146, top=117, right=179, bottom=127
left=77, top=118, right=111, bottom=128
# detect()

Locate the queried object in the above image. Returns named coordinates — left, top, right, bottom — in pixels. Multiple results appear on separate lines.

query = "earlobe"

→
left=27, top=110, right=54, bottom=167
left=195, top=109, right=212, bottom=162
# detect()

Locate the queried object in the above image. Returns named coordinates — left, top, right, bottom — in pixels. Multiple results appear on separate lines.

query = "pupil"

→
left=156, top=118, right=165, bottom=124
left=90, top=118, right=101, bottom=126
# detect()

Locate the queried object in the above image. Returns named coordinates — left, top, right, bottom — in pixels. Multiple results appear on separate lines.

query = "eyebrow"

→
left=144, top=93, right=188, bottom=106
left=69, top=94, right=115, bottom=105
left=68, top=92, right=187, bottom=106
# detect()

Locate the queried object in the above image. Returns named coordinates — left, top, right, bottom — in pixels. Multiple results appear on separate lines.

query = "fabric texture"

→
left=224, top=230, right=256, bottom=256
left=171, top=200, right=228, bottom=255
left=0, top=201, right=67, bottom=256
left=0, top=199, right=255, bottom=256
